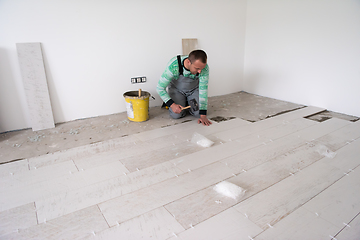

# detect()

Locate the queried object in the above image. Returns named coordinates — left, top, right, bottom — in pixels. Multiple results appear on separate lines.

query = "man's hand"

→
left=198, top=115, right=212, bottom=126
left=170, top=103, right=183, bottom=114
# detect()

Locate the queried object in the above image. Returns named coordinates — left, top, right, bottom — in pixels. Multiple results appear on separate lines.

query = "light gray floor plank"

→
left=255, top=117, right=317, bottom=140
left=1, top=206, right=108, bottom=240
left=32, top=120, right=229, bottom=172
left=167, top=207, right=263, bottom=240
left=28, top=134, right=140, bottom=169
left=120, top=141, right=204, bottom=172
left=302, top=162, right=360, bottom=228
left=254, top=207, right=339, bottom=240
left=0, top=161, right=129, bottom=212
left=221, top=134, right=305, bottom=174
left=172, top=118, right=348, bottom=175
left=171, top=141, right=247, bottom=172
left=16, top=43, right=55, bottom=131
left=296, top=118, right=350, bottom=142
left=164, top=136, right=333, bottom=230
left=83, top=207, right=185, bottom=240
left=35, top=161, right=183, bottom=223
left=72, top=150, right=132, bottom=171
left=0, top=159, right=29, bottom=178
left=0, top=160, right=78, bottom=190
left=213, top=106, right=324, bottom=141
left=233, top=138, right=359, bottom=230
left=324, top=138, right=360, bottom=172
left=164, top=184, right=241, bottom=230
left=0, top=203, right=37, bottom=237
left=213, top=117, right=317, bottom=144
left=233, top=160, right=344, bottom=230
left=314, top=120, right=360, bottom=151
left=171, top=118, right=304, bottom=172
left=335, top=212, right=360, bottom=240
left=223, top=118, right=351, bottom=173
left=98, top=162, right=234, bottom=227
left=196, top=118, right=251, bottom=136
left=164, top=159, right=296, bottom=230
left=131, top=120, right=199, bottom=142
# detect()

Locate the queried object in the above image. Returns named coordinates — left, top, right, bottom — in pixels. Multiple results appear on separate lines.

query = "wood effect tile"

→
left=82, top=207, right=185, bottom=240
left=1, top=206, right=108, bottom=240
left=219, top=118, right=352, bottom=175
left=256, top=117, right=317, bottom=139
left=265, top=127, right=360, bottom=174
left=211, top=121, right=268, bottom=142
left=221, top=134, right=305, bottom=174
left=98, top=162, right=234, bottom=227
left=182, top=38, right=198, bottom=55
left=302, top=166, right=360, bottom=228
left=267, top=142, right=325, bottom=173
left=233, top=160, right=344, bottom=230
left=213, top=106, right=324, bottom=142
left=138, top=130, right=192, bottom=147
left=28, top=135, right=140, bottom=169
left=167, top=207, right=262, bottom=240
left=0, top=159, right=29, bottom=178
left=171, top=122, right=291, bottom=173
left=0, top=160, right=78, bottom=190
left=132, top=120, right=199, bottom=142
left=72, top=149, right=131, bottom=171
left=133, top=118, right=247, bottom=147
left=324, top=139, right=360, bottom=172
left=72, top=127, right=224, bottom=173
left=0, top=203, right=37, bottom=237
left=164, top=140, right=326, bottom=231
left=296, top=118, right=350, bottom=142
left=16, top=42, right=55, bottom=131
left=254, top=207, right=339, bottom=240
left=73, top=141, right=160, bottom=171
left=335, top=212, right=360, bottom=240
left=196, top=118, right=251, bottom=137
left=179, top=115, right=337, bottom=174
left=120, top=141, right=204, bottom=172
left=314, top=120, right=360, bottom=151
left=170, top=141, right=247, bottom=172
left=0, top=161, right=129, bottom=212
left=164, top=184, right=240, bottom=230
left=73, top=130, right=205, bottom=171
left=35, top=161, right=183, bottom=223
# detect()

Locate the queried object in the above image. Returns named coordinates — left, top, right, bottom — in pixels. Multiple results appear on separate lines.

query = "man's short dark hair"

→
left=188, top=50, right=207, bottom=64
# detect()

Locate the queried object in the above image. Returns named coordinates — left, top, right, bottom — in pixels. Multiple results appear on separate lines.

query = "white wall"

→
left=244, top=0, right=360, bottom=117
left=0, top=0, right=247, bottom=132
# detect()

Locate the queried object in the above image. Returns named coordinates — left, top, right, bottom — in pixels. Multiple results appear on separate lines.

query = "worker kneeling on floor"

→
left=156, top=50, right=212, bottom=126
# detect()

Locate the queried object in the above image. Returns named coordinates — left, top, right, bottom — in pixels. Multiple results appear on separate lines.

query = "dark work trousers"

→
left=168, top=75, right=200, bottom=119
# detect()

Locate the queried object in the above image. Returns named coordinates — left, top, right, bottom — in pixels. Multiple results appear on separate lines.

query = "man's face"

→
left=189, top=59, right=206, bottom=75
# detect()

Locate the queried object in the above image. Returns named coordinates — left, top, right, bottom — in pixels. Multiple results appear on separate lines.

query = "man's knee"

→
left=169, top=111, right=186, bottom=119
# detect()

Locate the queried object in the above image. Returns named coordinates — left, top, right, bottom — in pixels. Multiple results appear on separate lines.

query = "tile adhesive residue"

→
left=213, top=181, right=246, bottom=200
left=191, top=132, right=214, bottom=148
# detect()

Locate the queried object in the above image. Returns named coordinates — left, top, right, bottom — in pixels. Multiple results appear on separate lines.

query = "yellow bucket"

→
left=123, top=90, right=150, bottom=122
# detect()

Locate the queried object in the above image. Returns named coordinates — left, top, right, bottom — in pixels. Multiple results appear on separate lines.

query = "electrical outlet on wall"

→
left=131, top=76, right=147, bottom=84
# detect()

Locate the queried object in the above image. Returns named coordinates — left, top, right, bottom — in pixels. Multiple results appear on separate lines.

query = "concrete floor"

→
left=0, top=91, right=305, bottom=164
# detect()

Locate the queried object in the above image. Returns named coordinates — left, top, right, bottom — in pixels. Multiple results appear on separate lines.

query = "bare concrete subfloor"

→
left=0, top=91, right=356, bottom=164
